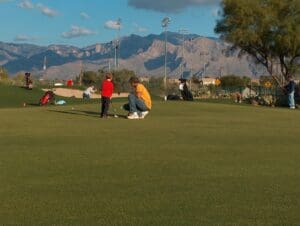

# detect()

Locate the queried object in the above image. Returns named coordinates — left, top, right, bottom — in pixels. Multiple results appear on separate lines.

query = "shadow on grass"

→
left=48, top=109, right=127, bottom=119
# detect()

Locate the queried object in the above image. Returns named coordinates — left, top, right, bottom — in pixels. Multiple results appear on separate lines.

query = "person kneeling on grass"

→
left=123, top=76, right=152, bottom=119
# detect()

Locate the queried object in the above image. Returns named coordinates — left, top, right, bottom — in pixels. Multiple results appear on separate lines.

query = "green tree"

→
left=220, top=75, right=249, bottom=88
left=259, top=75, right=277, bottom=87
left=215, top=0, right=300, bottom=86
left=0, top=67, right=9, bottom=80
left=111, top=69, right=135, bottom=93
left=148, top=77, right=164, bottom=96
left=82, top=71, right=97, bottom=86
left=12, top=73, right=25, bottom=86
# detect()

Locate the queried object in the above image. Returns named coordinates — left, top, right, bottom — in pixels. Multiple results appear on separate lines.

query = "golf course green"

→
left=0, top=85, right=300, bottom=225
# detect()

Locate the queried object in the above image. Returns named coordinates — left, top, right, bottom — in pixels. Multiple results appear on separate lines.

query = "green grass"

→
left=0, top=84, right=101, bottom=108
left=0, top=88, right=300, bottom=225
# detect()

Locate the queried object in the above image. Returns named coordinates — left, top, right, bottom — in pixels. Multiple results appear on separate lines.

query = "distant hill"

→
left=0, top=33, right=267, bottom=79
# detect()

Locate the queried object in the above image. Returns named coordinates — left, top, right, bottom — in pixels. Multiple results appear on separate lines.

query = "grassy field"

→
left=0, top=85, right=300, bottom=225
left=0, top=84, right=99, bottom=108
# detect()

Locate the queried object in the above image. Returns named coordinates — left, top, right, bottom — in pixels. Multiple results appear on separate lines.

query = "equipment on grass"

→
left=55, top=100, right=66, bottom=105
left=39, top=91, right=55, bottom=106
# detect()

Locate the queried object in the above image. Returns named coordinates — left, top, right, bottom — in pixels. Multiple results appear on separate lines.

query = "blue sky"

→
left=0, top=0, right=221, bottom=47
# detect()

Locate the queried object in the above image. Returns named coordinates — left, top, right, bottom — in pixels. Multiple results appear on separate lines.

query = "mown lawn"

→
left=0, top=84, right=99, bottom=108
left=0, top=87, right=300, bottom=225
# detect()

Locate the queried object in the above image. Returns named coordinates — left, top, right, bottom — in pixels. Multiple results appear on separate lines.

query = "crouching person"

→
left=123, top=76, right=152, bottom=119
left=83, top=85, right=95, bottom=99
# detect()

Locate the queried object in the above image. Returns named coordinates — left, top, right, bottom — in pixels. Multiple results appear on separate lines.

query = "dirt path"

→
left=43, top=88, right=129, bottom=99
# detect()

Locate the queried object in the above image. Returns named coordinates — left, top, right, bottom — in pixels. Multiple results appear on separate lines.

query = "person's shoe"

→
left=127, top=112, right=139, bottom=119
left=139, top=111, right=149, bottom=119
left=290, top=106, right=296, bottom=109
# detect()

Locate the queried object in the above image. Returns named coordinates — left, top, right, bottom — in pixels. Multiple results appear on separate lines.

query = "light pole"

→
left=115, top=18, right=121, bottom=70
left=43, top=56, right=47, bottom=79
left=162, top=17, right=171, bottom=101
left=179, top=29, right=188, bottom=79
left=79, top=60, right=83, bottom=86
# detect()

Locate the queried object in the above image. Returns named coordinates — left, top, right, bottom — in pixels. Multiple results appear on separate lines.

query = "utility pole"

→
left=115, top=18, right=122, bottom=70
left=43, top=56, right=47, bottom=79
left=162, top=17, right=171, bottom=101
left=79, top=61, right=83, bottom=86
left=179, top=29, right=188, bottom=79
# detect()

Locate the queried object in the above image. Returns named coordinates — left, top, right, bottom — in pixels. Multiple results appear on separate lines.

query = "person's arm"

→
left=110, top=83, right=114, bottom=99
left=179, top=83, right=184, bottom=91
left=136, top=91, right=142, bottom=98
left=135, top=85, right=143, bottom=99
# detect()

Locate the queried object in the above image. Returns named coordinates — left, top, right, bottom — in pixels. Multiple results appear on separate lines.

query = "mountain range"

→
left=0, top=32, right=266, bottom=80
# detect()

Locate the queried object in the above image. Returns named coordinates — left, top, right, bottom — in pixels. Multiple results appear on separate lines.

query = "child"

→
left=83, top=85, right=95, bottom=99
left=100, top=73, right=114, bottom=118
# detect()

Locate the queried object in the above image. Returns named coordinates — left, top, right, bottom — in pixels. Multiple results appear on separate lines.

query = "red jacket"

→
left=101, top=80, right=114, bottom=98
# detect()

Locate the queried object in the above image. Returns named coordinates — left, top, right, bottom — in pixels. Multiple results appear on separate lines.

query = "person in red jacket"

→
left=100, top=73, right=114, bottom=118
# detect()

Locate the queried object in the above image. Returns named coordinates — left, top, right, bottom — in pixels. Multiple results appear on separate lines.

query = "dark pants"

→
left=101, top=97, right=110, bottom=117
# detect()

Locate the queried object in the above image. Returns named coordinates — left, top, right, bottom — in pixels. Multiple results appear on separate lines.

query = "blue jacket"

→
left=285, top=81, right=296, bottom=94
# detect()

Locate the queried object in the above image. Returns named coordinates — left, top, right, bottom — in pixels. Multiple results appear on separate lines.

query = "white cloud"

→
left=17, top=0, right=34, bottom=9
left=36, top=3, right=59, bottom=17
left=17, top=1, right=59, bottom=18
left=128, top=0, right=221, bottom=13
left=104, top=20, right=122, bottom=30
left=133, top=23, right=147, bottom=33
left=62, top=26, right=96, bottom=39
left=14, top=34, right=37, bottom=42
left=80, top=12, right=90, bottom=20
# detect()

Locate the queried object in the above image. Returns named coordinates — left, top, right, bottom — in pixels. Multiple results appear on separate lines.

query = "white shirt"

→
left=84, top=87, right=95, bottom=95
left=179, top=83, right=184, bottom=91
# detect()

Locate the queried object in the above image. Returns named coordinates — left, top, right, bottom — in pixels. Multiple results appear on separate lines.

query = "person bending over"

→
left=83, top=85, right=95, bottom=99
left=124, top=76, right=152, bottom=119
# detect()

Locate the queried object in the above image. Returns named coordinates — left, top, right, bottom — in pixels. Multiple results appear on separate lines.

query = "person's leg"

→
left=289, top=91, right=295, bottom=108
left=123, top=103, right=130, bottom=112
left=103, top=97, right=110, bottom=116
left=128, top=94, right=148, bottom=112
left=135, top=98, right=148, bottom=112
left=128, top=94, right=139, bottom=113
left=100, top=98, right=105, bottom=117
left=127, top=94, right=149, bottom=119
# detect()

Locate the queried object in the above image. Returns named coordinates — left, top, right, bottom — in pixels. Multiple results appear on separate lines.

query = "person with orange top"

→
left=123, top=76, right=152, bottom=119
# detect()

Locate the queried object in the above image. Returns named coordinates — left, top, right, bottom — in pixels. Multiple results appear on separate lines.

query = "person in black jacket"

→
left=284, top=76, right=296, bottom=109
left=179, top=78, right=193, bottom=101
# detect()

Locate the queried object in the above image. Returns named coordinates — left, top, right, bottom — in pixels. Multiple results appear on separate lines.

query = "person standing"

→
left=285, top=76, right=296, bottom=109
left=100, top=73, right=114, bottom=118
left=124, top=76, right=152, bottom=119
